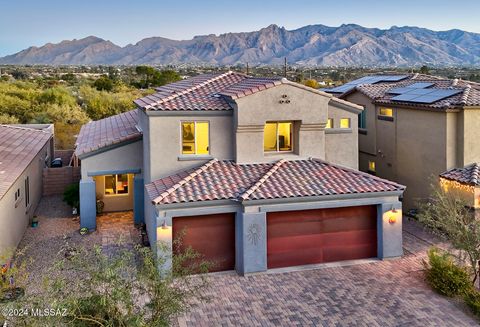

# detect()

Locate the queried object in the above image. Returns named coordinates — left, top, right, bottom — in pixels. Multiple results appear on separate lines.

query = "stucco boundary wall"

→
left=43, top=166, right=81, bottom=196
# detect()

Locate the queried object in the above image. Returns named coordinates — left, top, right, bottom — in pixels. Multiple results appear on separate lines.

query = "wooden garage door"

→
left=173, top=213, right=235, bottom=272
left=267, top=206, right=377, bottom=269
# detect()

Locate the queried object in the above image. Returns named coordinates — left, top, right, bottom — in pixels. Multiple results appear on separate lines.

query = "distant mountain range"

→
left=2, top=24, right=480, bottom=66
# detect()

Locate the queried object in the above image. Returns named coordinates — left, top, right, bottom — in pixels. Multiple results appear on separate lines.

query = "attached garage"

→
left=172, top=213, right=235, bottom=272
left=267, top=206, right=377, bottom=269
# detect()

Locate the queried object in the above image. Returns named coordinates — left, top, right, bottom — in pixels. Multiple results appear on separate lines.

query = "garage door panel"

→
left=268, top=248, right=324, bottom=268
left=323, top=244, right=377, bottom=262
left=267, top=206, right=377, bottom=269
left=268, top=211, right=376, bottom=237
left=268, top=234, right=324, bottom=252
left=321, top=230, right=377, bottom=247
left=173, top=213, right=235, bottom=273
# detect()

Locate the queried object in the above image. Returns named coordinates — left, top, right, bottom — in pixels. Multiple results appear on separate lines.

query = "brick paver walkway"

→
left=175, top=217, right=479, bottom=326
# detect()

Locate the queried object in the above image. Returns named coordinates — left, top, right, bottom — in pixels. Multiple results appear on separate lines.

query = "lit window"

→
left=379, top=108, right=393, bottom=117
left=264, top=122, right=292, bottom=152
left=358, top=110, right=366, bottom=129
left=105, top=174, right=129, bottom=196
left=181, top=122, right=209, bottom=155
left=326, top=118, right=333, bottom=129
left=340, top=118, right=351, bottom=129
left=368, top=161, right=376, bottom=173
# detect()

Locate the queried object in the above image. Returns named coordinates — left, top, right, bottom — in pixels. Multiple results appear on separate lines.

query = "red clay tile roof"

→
left=134, top=71, right=287, bottom=111
left=75, top=110, right=141, bottom=158
left=336, top=74, right=480, bottom=110
left=146, top=159, right=405, bottom=205
left=0, top=125, right=52, bottom=200
left=440, top=163, right=480, bottom=186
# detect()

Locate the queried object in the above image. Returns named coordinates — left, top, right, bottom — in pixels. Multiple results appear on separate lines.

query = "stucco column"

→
left=236, top=211, right=267, bottom=275
left=80, top=178, right=96, bottom=230
left=156, top=215, right=173, bottom=274
left=133, top=175, right=145, bottom=225
left=377, top=202, right=403, bottom=259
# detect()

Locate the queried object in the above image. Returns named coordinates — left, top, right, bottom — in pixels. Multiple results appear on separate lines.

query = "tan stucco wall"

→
left=395, top=109, right=450, bottom=209
left=234, top=84, right=329, bottom=164
left=146, top=114, right=234, bottom=181
left=344, top=92, right=377, bottom=156
left=80, top=141, right=143, bottom=180
left=324, top=105, right=359, bottom=169
left=94, top=174, right=134, bottom=212
left=459, top=109, right=480, bottom=166
left=0, top=140, right=51, bottom=253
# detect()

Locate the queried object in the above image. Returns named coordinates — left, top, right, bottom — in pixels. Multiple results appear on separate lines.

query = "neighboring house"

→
left=325, top=74, right=480, bottom=211
left=75, top=71, right=405, bottom=275
left=0, top=124, right=54, bottom=254
left=440, top=163, right=480, bottom=213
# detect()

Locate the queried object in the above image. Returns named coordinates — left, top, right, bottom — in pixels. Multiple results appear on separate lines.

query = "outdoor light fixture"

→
left=389, top=215, right=397, bottom=224
left=161, top=220, right=168, bottom=229
left=389, top=205, right=398, bottom=224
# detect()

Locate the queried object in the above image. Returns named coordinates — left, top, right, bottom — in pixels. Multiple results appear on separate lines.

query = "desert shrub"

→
left=63, top=183, right=80, bottom=209
left=464, top=288, right=480, bottom=317
left=54, top=122, right=83, bottom=150
left=6, top=241, right=210, bottom=326
left=423, top=247, right=471, bottom=297
left=0, top=113, right=19, bottom=124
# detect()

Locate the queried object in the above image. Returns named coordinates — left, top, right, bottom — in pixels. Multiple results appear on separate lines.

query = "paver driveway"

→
left=175, top=218, right=479, bottom=327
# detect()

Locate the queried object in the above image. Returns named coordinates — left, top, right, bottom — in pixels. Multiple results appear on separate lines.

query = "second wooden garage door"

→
left=267, top=206, right=377, bottom=269
left=172, top=213, right=235, bottom=272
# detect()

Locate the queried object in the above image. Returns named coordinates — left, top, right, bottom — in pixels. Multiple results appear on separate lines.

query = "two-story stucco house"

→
left=75, top=72, right=405, bottom=275
left=325, top=74, right=480, bottom=212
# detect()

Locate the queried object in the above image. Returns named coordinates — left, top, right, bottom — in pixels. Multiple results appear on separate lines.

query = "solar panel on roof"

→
left=381, top=75, right=409, bottom=81
left=404, top=89, right=435, bottom=96
left=391, top=88, right=463, bottom=104
left=409, top=95, right=441, bottom=104
left=325, top=75, right=408, bottom=94
left=391, top=93, right=419, bottom=101
left=407, top=82, right=434, bottom=89
left=388, top=87, right=412, bottom=94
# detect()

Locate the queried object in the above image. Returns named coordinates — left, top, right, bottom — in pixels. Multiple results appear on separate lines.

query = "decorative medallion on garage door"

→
left=247, top=223, right=262, bottom=246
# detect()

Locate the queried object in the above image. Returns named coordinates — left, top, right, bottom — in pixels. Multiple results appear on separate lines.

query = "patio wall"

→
left=43, top=166, right=81, bottom=196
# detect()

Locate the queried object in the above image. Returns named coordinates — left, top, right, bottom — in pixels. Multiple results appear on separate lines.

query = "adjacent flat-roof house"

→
left=325, top=74, right=480, bottom=211
left=75, top=72, right=405, bottom=275
left=0, top=124, right=54, bottom=254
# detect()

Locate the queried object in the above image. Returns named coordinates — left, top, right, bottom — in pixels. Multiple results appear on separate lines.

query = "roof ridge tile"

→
left=144, top=71, right=238, bottom=110
left=152, top=158, right=218, bottom=204
left=239, top=159, right=286, bottom=201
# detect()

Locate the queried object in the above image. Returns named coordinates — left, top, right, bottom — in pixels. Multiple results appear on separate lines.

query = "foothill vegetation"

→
left=0, top=66, right=181, bottom=149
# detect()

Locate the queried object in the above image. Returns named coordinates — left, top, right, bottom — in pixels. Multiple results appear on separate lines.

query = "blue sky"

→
left=1, top=0, right=479, bottom=56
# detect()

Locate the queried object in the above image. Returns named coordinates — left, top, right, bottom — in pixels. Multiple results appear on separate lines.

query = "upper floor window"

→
left=358, top=110, right=366, bottom=129
left=181, top=122, right=209, bottom=155
left=326, top=118, right=333, bottom=129
left=379, top=107, right=393, bottom=117
left=340, top=118, right=351, bottom=129
left=105, top=174, right=129, bottom=196
left=264, top=122, right=292, bottom=152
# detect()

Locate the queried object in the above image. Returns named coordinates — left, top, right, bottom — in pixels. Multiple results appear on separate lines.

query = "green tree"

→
left=419, top=65, right=430, bottom=74
left=93, top=75, right=114, bottom=92
left=134, top=66, right=181, bottom=88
